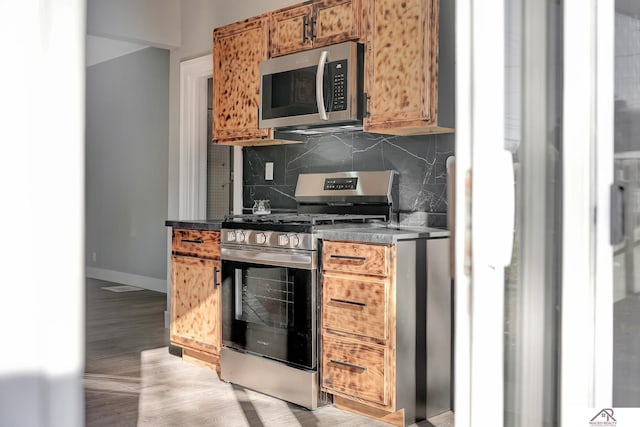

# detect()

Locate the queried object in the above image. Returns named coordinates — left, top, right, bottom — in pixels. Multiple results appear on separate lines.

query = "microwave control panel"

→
left=330, top=60, right=348, bottom=111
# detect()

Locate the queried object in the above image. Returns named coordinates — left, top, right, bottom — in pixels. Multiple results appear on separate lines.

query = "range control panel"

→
left=323, top=177, right=358, bottom=191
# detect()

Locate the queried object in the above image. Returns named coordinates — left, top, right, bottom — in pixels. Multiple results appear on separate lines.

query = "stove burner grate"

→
left=224, top=213, right=387, bottom=226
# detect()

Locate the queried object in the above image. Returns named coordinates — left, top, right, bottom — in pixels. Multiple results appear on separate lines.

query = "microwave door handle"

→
left=316, top=50, right=329, bottom=121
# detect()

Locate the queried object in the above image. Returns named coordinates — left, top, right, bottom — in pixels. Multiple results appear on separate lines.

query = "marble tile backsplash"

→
left=243, top=131, right=454, bottom=228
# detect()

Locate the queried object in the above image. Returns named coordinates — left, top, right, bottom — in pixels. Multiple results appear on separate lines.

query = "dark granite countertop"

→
left=165, top=219, right=449, bottom=243
left=317, top=224, right=449, bottom=244
left=165, top=219, right=224, bottom=231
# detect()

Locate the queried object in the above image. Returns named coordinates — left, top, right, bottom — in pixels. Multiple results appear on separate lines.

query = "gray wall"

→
left=86, top=47, right=170, bottom=289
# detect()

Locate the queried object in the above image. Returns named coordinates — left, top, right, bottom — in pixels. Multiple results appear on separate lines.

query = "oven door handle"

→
left=221, top=247, right=316, bottom=270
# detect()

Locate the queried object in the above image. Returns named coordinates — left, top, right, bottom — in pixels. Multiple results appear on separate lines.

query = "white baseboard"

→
left=86, top=267, right=167, bottom=294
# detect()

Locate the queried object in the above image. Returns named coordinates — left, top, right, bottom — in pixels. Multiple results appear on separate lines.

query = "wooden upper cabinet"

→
left=364, top=0, right=453, bottom=135
left=213, top=15, right=273, bottom=144
left=270, top=0, right=363, bottom=57
left=270, top=3, right=314, bottom=56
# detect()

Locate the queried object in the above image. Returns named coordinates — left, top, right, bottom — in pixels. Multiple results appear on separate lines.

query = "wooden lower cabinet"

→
left=322, top=272, right=388, bottom=341
left=321, top=334, right=389, bottom=406
left=169, top=229, right=222, bottom=372
left=321, top=237, right=453, bottom=425
left=321, top=240, right=408, bottom=425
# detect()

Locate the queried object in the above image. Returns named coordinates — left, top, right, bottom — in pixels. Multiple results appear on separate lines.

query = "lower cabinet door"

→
left=321, top=333, right=388, bottom=406
left=170, top=255, right=221, bottom=354
left=323, top=273, right=388, bottom=340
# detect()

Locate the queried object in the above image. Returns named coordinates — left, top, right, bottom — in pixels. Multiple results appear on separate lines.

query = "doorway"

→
left=206, top=77, right=233, bottom=219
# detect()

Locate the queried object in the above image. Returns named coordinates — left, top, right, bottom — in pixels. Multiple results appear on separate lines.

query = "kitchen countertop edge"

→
left=165, top=219, right=224, bottom=231
left=165, top=220, right=449, bottom=243
left=317, top=225, right=449, bottom=244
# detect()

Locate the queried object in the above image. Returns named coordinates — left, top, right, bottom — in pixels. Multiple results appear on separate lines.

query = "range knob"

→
left=289, top=234, right=300, bottom=247
left=277, top=234, right=289, bottom=246
left=235, top=230, right=246, bottom=243
left=226, top=231, right=236, bottom=242
left=256, top=232, right=267, bottom=245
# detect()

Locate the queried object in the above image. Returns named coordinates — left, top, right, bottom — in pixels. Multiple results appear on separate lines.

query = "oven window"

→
left=221, top=261, right=316, bottom=369
left=237, top=267, right=296, bottom=329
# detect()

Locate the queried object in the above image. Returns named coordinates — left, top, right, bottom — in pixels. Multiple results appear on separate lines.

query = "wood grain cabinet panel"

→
left=312, top=0, right=362, bottom=48
left=322, top=240, right=390, bottom=276
left=213, top=15, right=273, bottom=144
left=321, top=334, right=388, bottom=406
left=172, top=229, right=220, bottom=259
left=364, top=0, right=453, bottom=135
left=170, top=256, right=221, bottom=354
left=270, top=0, right=362, bottom=57
left=323, top=273, right=388, bottom=340
left=169, top=229, right=222, bottom=371
left=321, top=240, right=399, bottom=419
left=270, top=4, right=314, bottom=57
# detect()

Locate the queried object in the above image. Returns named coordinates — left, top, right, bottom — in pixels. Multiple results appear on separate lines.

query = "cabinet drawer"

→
left=322, top=334, right=388, bottom=406
left=172, top=229, right=220, bottom=259
left=322, top=241, right=389, bottom=276
left=323, top=273, right=387, bottom=340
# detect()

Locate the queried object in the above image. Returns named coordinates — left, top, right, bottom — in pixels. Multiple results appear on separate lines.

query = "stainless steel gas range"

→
left=219, top=170, right=398, bottom=410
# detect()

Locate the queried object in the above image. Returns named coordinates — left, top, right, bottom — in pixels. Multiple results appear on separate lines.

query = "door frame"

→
left=177, top=54, right=243, bottom=219
left=560, top=0, right=615, bottom=420
left=454, top=0, right=509, bottom=424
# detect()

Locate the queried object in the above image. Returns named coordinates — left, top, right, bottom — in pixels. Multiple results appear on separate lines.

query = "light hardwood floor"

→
left=84, top=278, right=453, bottom=427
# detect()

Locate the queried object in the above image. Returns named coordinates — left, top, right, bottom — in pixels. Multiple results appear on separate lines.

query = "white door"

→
left=455, top=0, right=564, bottom=425
left=457, top=0, right=640, bottom=425
left=562, top=0, right=640, bottom=423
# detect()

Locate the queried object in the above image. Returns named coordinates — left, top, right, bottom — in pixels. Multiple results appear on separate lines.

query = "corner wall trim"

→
left=86, top=267, right=167, bottom=294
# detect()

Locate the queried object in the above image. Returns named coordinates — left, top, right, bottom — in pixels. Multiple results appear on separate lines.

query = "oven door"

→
left=221, top=246, right=317, bottom=370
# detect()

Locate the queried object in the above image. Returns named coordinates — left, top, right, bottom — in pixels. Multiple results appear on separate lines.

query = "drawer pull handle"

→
left=182, top=239, right=204, bottom=244
left=213, top=266, right=219, bottom=288
left=302, top=15, right=309, bottom=42
left=330, top=298, right=367, bottom=307
left=329, top=255, right=367, bottom=262
left=329, top=359, right=367, bottom=371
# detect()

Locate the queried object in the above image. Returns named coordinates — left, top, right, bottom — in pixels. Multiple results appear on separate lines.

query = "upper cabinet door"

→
left=213, top=15, right=273, bottom=144
left=364, top=0, right=453, bottom=135
left=270, top=0, right=362, bottom=57
left=312, top=0, right=362, bottom=49
left=270, top=3, right=314, bottom=57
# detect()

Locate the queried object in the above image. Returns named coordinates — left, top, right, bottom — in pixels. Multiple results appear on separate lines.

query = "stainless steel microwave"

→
left=259, top=41, right=364, bottom=131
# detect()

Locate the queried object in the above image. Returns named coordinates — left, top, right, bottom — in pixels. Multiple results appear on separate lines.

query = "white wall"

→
left=86, top=35, right=147, bottom=67
left=87, top=0, right=181, bottom=48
